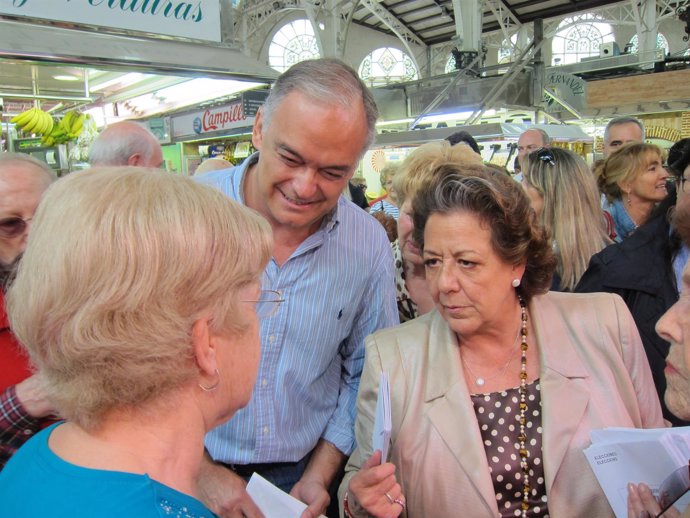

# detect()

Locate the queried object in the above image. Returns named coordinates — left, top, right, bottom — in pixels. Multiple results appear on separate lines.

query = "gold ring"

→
left=385, top=492, right=394, bottom=504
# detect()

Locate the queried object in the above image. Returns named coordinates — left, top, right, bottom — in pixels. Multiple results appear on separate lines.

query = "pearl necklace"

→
left=461, top=323, right=521, bottom=388
left=518, top=296, right=530, bottom=518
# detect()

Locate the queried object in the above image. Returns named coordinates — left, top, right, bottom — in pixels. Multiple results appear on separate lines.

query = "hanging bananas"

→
left=37, top=110, right=88, bottom=146
left=10, top=107, right=54, bottom=137
left=58, top=110, right=86, bottom=139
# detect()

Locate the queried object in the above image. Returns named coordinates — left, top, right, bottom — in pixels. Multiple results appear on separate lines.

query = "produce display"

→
left=10, top=107, right=90, bottom=146
left=43, top=110, right=89, bottom=146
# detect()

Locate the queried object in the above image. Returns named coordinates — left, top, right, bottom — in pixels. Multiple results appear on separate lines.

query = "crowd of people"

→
left=1, top=57, right=690, bottom=518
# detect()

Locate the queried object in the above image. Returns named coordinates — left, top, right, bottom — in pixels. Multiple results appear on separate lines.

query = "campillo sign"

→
left=172, top=100, right=254, bottom=138
left=0, top=0, right=221, bottom=42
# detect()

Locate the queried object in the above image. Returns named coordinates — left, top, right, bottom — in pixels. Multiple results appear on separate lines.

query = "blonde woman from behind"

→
left=522, top=147, right=612, bottom=291
left=0, top=167, right=273, bottom=517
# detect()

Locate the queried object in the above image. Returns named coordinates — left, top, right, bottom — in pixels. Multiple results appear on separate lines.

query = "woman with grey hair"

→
left=0, top=167, right=274, bottom=517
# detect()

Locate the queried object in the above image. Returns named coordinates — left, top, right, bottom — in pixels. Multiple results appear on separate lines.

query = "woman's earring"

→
left=199, top=368, right=221, bottom=392
left=511, top=278, right=521, bottom=288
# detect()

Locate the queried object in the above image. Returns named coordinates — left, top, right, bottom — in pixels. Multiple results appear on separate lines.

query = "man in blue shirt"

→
left=196, top=58, right=398, bottom=518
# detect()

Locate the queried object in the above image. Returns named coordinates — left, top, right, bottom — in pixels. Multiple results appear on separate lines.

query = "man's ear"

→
left=127, top=153, right=142, bottom=166
left=252, top=107, right=264, bottom=151
left=191, top=316, right=217, bottom=377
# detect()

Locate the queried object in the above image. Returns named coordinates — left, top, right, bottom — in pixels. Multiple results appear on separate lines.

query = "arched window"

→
left=498, top=34, right=519, bottom=64
left=551, top=14, right=615, bottom=65
left=268, top=19, right=320, bottom=72
left=627, top=33, right=670, bottom=55
left=359, top=47, right=418, bottom=86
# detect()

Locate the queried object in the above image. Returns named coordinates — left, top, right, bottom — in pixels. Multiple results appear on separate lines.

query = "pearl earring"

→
left=512, top=278, right=521, bottom=288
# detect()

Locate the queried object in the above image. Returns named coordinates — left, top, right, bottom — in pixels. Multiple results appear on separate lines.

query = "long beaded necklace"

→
left=518, top=296, right=530, bottom=518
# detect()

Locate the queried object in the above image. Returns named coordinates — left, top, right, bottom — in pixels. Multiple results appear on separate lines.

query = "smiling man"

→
left=195, top=58, right=397, bottom=518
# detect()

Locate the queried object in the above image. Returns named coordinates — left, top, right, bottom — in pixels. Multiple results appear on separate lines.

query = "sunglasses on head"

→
left=0, top=216, right=32, bottom=239
left=535, top=148, right=555, bottom=166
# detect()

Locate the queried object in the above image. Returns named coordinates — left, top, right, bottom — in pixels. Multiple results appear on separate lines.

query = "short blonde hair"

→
left=596, top=142, right=663, bottom=203
left=7, top=167, right=272, bottom=429
left=393, top=140, right=484, bottom=206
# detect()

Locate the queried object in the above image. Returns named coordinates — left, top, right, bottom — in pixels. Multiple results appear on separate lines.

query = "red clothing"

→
left=0, top=290, right=48, bottom=471
left=0, top=290, right=31, bottom=393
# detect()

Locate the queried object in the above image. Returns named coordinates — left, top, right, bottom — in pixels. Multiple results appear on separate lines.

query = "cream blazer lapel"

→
left=529, top=296, right=591, bottom=496
left=423, top=311, right=501, bottom=517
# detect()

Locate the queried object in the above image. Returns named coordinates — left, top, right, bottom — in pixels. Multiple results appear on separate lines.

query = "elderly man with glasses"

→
left=0, top=153, right=56, bottom=471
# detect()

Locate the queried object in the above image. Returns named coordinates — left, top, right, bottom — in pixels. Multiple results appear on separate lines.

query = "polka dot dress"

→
left=470, top=380, right=549, bottom=517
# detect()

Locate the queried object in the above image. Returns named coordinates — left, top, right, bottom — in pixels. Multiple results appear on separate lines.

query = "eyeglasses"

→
left=0, top=216, right=33, bottom=239
left=656, top=462, right=690, bottom=517
left=242, top=289, right=285, bottom=318
left=535, top=148, right=555, bottom=166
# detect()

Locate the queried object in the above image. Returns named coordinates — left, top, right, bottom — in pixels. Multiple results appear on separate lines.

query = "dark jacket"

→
left=575, top=195, right=688, bottom=426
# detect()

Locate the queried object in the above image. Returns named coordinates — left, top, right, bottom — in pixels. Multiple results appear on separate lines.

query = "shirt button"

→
left=23, top=429, right=33, bottom=436
left=263, top=426, right=269, bottom=435
left=262, top=379, right=268, bottom=387
left=268, top=334, right=275, bottom=344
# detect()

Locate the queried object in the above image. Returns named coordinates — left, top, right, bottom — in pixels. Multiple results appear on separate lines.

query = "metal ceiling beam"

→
left=465, top=36, right=544, bottom=124
left=359, top=0, right=427, bottom=48
left=0, top=19, right=278, bottom=82
left=409, top=50, right=485, bottom=128
left=516, top=0, right=632, bottom=23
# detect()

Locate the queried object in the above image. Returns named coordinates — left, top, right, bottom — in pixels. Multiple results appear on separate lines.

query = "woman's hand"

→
left=628, top=482, right=680, bottom=518
left=348, top=451, right=405, bottom=518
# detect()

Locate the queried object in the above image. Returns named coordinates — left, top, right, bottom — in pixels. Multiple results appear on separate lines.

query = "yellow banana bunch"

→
left=10, top=107, right=54, bottom=136
left=59, top=110, right=86, bottom=139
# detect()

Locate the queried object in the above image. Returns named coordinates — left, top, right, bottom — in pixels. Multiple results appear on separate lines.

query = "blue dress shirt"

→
left=196, top=154, right=398, bottom=463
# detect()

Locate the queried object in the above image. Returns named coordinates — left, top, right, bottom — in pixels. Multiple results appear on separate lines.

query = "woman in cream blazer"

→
left=341, top=292, right=664, bottom=517
left=340, top=165, right=664, bottom=518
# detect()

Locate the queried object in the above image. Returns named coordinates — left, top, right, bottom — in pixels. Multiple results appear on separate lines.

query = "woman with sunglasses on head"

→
left=597, top=142, right=669, bottom=242
left=577, top=138, right=690, bottom=428
left=340, top=163, right=663, bottom=518
left=0, top=153, right=57, bottom=471
left=521, top=147, right=612, bottom=291
left=0, top=166, right=274, bottom=517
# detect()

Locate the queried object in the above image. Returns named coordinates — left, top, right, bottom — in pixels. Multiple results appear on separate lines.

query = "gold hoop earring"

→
left=199, top=368, right=221, bottom=392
